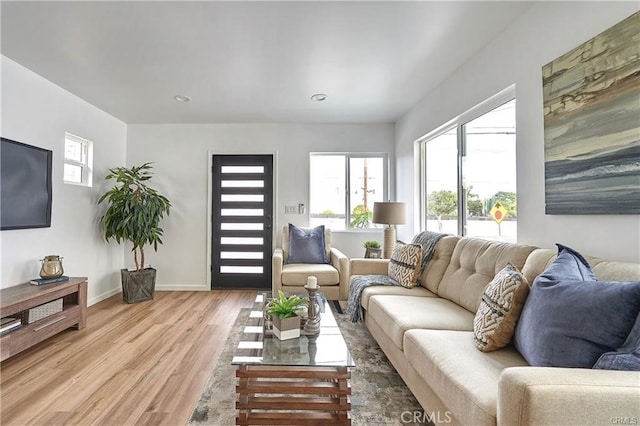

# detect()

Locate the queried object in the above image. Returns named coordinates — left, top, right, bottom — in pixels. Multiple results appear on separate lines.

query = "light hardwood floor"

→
left=1, top=290, right=257, bottom=426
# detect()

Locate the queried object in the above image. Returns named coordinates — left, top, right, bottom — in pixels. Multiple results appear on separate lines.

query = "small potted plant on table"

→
left=363, top=240, right=382, bottom=258
left=266, top=291, right=306, bottom=340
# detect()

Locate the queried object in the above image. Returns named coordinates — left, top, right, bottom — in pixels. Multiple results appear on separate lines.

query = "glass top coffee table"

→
left=232, top=292, right=354, bottom=425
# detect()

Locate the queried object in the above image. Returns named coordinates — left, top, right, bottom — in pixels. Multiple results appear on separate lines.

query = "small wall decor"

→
left=542, top=11, right=640, bottom=214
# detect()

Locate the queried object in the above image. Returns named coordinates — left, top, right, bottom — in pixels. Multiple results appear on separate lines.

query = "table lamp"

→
left=372, top=201, right=407, bottom=258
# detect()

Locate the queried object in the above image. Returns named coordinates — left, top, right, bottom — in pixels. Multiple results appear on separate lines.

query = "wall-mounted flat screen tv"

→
left=1, top=137, right=53, bottom=230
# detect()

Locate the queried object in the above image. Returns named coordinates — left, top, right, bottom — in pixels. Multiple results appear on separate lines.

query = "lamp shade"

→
left=372, top=202, right=406, bottom=225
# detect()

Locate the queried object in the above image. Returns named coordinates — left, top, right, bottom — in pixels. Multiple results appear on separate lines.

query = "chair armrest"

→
left=498, top=367, right=640, bottom=426
left=330, top=247, right=350, bottom=300
left=272, top=248, right=284, bottom=294
left=350, top=258, right=390, bottom=276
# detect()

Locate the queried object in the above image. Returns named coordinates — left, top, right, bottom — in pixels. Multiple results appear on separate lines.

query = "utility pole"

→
left=363, top=158, right=369, bottom=211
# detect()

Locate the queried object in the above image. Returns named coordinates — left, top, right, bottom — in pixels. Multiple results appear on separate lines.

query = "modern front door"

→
left=211, top=155, right=273, bottom=289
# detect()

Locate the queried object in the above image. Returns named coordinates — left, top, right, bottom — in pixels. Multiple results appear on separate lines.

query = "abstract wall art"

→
left=542, top=11, right=640, bottom=215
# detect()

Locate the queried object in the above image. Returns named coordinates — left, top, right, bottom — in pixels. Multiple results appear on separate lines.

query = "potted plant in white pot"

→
left=98, top=163, right=171, bottom=303
left=266, top=291, right=306, bottom=340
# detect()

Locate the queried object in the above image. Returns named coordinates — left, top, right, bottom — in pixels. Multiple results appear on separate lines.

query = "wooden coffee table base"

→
left=236, top=365, right=351, bottom=425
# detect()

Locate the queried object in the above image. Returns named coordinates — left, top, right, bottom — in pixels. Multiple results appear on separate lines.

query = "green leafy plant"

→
left=350, top=204, right=372, bottom=228
left=266, top=291, right=306, bottom=319
left=427, top=190, right=457, bottom=232
left=98, top=163, right=172, bottom=271
left=363, top=240, right=381, bottom=249
left=321, top=209, right=334, bottom=217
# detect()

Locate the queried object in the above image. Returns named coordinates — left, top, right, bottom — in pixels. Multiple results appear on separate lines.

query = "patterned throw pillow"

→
left=388, top=243, right=423, bottom=288
left=473, top=263, right=530, bottom=352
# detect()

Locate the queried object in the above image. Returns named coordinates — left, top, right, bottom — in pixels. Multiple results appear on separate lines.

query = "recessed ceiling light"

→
left=174, top=95, right=191, bottom=103
left=311, top=93, right=327, bottom=102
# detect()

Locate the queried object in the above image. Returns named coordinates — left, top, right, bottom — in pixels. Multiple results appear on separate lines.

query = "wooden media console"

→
left=0, top=277, right=87, bottom=361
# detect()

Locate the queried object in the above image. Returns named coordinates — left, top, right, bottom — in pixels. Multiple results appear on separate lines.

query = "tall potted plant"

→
left=98, top=163, right=171, bottom=303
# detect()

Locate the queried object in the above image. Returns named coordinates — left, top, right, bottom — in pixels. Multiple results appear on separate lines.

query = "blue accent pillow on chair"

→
left=285, top=224, right=330, bottom=264
left=513, top=244, right=640, bottom=369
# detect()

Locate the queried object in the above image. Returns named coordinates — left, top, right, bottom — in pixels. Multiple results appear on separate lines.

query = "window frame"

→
left=64, top=132, right=93, bottom=187
left=310, top=152, right=389, bottom=230
left=418, top=86, right=516, bottom=237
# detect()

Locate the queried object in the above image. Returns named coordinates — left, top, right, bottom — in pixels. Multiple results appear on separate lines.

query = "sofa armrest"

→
left=330, top=247, right=350, bottom=300
left=350, top=258, right=389, bottom=276
left=498, top=367, right=640, bottom=426
left=272, top=248, right=284, bottom=294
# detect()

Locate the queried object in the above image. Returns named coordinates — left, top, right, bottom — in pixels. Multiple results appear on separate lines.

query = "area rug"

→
left=189, top=303, right=427, bottom=425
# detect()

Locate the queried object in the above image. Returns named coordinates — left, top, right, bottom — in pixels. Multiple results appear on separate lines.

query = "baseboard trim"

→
left=155, top=283, right=210, bottom=291
left=88, top=287, right=121, bottom=306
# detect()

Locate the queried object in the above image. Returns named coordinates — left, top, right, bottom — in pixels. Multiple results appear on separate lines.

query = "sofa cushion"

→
left=514, top=245, right=640, bottom=368
left=473, top=263, right=530, bottom=352
left=420, top=235, right=460, bottom=294
left=368, top=295, right=474, bottom=350
left=437, top=238, right=536, bottom=313
left=281, top=263, right=339, bottom=286
left=521, top=248, right=556, bottom=284
left=410, top=231, right=449, bottom=285
left=521, top=249, right=640, bottom=285
left=593, top=260, right=640, bottom=282
left=285, top=224, right=329, bottom=264
left=404, top=329, right=528, bottom=425
left=360, top=285, right=437, bottom=311
left=388, top=243, right=422, bottom=288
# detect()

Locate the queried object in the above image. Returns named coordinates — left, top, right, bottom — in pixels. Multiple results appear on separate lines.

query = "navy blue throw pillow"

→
left=536, top=243, right=596, bottom=284
left=594, top=313, right=640, bottom=371
left=513, top=244, right=640, bottom=368
left=285, top=224, right=329, bottom=264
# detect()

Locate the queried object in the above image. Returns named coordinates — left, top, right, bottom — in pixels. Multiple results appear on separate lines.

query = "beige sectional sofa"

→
left=350, top=236, right=640, bottom=426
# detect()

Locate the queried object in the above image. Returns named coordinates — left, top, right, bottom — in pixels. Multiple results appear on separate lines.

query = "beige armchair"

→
left=272, top=225, right=349, bottom=301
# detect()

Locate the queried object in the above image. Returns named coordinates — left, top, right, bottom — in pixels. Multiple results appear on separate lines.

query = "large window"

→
left=64, top=133, right=93, bottom=186
left=310, top=153, right=387, bottom=230
left=420, top=91, right=516, bottom=242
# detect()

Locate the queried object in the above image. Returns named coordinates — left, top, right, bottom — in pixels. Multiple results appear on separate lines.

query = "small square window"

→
left=64, top=133, right=93, bottom=187
left=64, top=164, right=83, bottom=184
left=65, top=139, right=83, bottom=163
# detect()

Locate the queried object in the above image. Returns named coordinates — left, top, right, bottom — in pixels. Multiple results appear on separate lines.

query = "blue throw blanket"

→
left=346, top=275, right=398, bottom=322
left=411, top=231, right=448, bottom=286
left=346, top=231, right=448, bottom=322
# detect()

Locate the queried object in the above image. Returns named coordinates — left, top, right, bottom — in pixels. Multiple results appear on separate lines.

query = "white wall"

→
left=127, top=123, right=394, bottom=289
left=395, top=2, right=640, bottom=262
left=1, top=56, right=127, bottom=303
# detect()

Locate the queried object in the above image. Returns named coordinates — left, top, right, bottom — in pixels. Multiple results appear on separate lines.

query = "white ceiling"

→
left=1, top=1, right=533, bottom=124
